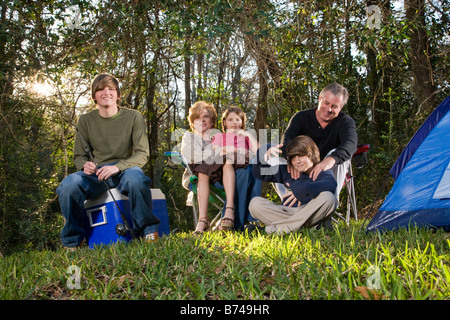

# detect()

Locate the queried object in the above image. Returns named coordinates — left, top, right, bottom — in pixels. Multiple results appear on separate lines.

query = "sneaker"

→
left=144, top=232, right=159, bottom=243
left=64, top=240, right=84, bottom=251
left=243, top=222, right=264, bottom=235
left=315, top=217, right=333, bottom=230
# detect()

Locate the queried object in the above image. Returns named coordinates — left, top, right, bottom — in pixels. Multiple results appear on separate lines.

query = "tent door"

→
left=433, top=158, right=450, bottom=200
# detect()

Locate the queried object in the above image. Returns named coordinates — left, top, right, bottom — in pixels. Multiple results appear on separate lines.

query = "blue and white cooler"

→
left=150, top=188, right=170, bottom=237
left=83, top=188, right=170, bottom=248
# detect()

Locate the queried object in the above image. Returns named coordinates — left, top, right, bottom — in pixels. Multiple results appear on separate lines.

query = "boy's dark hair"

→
left=286, top=135, right=320, bottom=166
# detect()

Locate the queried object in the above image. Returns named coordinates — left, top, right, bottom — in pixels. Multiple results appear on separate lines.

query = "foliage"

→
left=0, top=0, right=449, bottom=253
left=1, top=222, right=449, bottom=300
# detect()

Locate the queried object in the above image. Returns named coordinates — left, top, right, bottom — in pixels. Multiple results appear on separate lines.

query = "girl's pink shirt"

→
left=212, top=132, right=252, bottom=150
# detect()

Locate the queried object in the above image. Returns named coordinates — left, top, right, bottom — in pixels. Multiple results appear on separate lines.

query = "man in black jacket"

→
left=265, top=83, right=357, bottom=205
left=281, top=83, right=357, bottom=182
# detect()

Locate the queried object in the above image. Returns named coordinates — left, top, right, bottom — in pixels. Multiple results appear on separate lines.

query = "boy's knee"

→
left=318, top=191, right=338, bottom=209
left=57, top=173, right=83, bottom=195
left=121, top=167, right=151, bottom=187
left=249, top=197, right=264, bottom=216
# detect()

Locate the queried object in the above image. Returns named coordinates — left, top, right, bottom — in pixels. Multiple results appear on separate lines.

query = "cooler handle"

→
left=86, top=205, right=108, bottom=227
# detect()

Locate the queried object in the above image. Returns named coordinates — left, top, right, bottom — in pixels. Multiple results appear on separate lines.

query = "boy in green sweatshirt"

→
left=57, top=74, right=160, bottom=249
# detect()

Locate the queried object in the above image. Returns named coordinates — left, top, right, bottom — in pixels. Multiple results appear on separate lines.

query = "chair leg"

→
left=333, top=211, right=346, bottom=223
left=192, top=194, right=199, bottom=227
left=210, top=211, right=222, bottom=231
left=351, top=189, right=358, bottom=221
left=350, top=183, right=358, bottom=221
left=345, top=165, right=358, bottom=224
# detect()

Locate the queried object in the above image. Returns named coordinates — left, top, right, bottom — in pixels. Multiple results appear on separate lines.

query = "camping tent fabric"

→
left=367, top=96, right=450, bottom=232
left=389, top=96, right=450, bottom=181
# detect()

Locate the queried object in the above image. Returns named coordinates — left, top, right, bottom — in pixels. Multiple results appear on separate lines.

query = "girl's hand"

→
left=222, top=145, right=236, bottom=155
left=236, top=129, right=247, bottom=136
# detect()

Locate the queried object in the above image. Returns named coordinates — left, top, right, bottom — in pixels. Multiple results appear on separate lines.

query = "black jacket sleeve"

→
left=281, top=111, right=306, bottom=157
left=327, top=115, right=357, bottom=165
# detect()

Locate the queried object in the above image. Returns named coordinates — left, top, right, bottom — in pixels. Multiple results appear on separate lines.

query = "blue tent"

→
left=367, top=96, right=450, bottom=232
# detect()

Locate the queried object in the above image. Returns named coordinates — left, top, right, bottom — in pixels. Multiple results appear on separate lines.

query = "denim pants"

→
left=217, top=164, right=262, bottom=230
left=56, top=165, right=160, bottom=247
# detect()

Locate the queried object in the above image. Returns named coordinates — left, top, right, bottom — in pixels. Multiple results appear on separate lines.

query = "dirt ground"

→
left=358, top=199, right=384, bottom=220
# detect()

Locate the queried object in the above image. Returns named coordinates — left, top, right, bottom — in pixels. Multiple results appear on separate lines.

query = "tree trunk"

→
left=231, top=49, right=249, bottom=103
left=216, top=37, right=229, bottom=116
left=184, top=45, right=191, bottom=127
left=366, top=0, right=393, bottom=148
left=146, top=52, right=160, bottom=183
left=254, top=61, right=269, bottom=131
left=197, top=52, right=204, bottom=100
left=244, top=35, right=281, bottom=131
left=405, top=0, right=435, bottom=113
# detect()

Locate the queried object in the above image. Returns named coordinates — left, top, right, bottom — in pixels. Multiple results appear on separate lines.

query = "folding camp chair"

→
left=333, top=144, right=370, bottom=224
left=164, top=151, right=224, bottom=230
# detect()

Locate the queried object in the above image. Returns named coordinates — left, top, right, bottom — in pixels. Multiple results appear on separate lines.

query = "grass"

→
left=1, top=220, right=449, bottom=300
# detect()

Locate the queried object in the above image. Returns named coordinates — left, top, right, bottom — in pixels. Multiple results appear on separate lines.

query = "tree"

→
left=405, top=0, right=436, bottom=113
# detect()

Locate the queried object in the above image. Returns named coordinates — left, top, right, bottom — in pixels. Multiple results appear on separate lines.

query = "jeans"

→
left=217, top=164, right=263, bottom=231
left=56, top=165, right=160, bottom=247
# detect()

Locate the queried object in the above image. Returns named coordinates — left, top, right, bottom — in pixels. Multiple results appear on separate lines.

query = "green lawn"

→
left=1, top=221, right=449, bottom=300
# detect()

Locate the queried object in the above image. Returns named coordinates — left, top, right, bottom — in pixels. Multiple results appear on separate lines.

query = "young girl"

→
left=181, top=101, right=238, bottom=233
left=212, top=106, right=258, bottom=168
left=210, top=107, right=259, bottom=230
